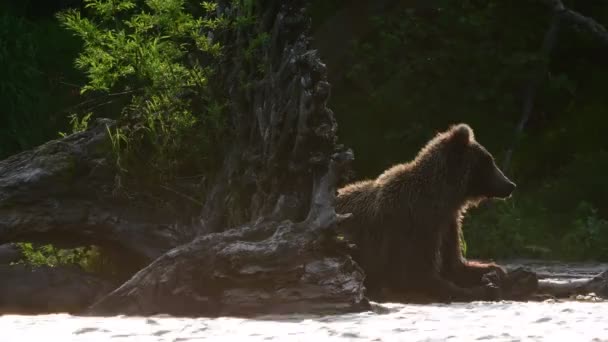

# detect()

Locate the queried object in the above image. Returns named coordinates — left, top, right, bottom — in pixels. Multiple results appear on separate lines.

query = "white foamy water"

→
left=2, top=301, right=608, bottom=342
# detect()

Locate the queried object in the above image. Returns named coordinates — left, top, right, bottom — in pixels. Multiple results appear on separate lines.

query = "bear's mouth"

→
left=492, top=180, right=516, bottom=199
left=488, top=164, right=517, bottom=199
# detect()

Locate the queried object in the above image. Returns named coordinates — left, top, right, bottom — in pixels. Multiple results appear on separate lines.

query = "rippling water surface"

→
left=3, top=301, right=608, bottom=342
left=2, top=262, right=608, bottom=342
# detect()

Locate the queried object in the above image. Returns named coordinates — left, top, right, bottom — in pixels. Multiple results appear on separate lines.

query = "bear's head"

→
left=432, top=123, right=516, bottom=203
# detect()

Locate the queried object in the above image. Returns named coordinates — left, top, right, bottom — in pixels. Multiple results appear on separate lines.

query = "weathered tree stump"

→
left=88, top=219, right=367, bottom=317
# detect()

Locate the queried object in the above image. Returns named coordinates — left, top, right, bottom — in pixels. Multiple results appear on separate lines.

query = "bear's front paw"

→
left=480, top=264, right=507, bottom=285
left=490, top=264, right=507, bottom=278
left=481, top=270, right=501, bottom=285
left=471, top=283, right=502, bottom=301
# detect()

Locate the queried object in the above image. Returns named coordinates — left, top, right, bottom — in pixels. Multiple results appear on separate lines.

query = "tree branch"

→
left=540, top=0, right=608, bottom=44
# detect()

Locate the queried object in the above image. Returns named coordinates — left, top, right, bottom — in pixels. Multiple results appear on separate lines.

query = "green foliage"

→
left=59, top=112, right=93, bottom=137
left=15, top=243, right=96, bottom=271
left=465, top=150, right=608, bottom=261
left=107, top=125, right=130, bottom=174
left=57, top=0, right=232, bottom=180
left=464, top=198, right=544, bottom=259
left=562, top=203, right=608, bottom=260
left=15, top=243, right=121, bottom=276
left=465, top=198, right=608, bottom=262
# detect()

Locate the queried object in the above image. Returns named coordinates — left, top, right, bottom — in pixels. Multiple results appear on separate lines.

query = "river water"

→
left=2, top=261, right=608, bottom=342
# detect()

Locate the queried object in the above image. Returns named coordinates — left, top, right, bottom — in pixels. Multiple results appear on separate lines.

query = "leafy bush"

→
left=14, top=243, right=107, bottom=272
left=14, top=242, right=127, bottom=277
left=561, top=202, right=608, bottom=260
left=57, top=0, right=234, bottom=180
left=59, top=112, right=93, bottom=137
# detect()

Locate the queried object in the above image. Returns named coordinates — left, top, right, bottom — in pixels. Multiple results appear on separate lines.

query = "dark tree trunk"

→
left=502, top=13, right=561, bottom=173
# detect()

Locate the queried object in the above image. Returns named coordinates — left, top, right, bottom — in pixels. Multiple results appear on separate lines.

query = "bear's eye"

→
left=475, top=152, right=494, bottom=174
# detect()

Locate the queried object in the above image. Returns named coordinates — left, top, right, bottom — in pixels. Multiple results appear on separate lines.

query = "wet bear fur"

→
left=336, top=123, right=516, bottom=301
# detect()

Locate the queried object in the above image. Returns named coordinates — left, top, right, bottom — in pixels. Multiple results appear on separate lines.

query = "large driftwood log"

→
left=88, top=218, right=366, bottom=317
left=0, top=119, right=194, bottom=265
left=504, top=264, right=608, bottom=301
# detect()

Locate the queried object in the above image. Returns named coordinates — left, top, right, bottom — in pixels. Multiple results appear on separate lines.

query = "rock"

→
left=576, top=270, right=608, bottom=297
left=498, top=267, right=540, bottom=300
left=0, top=244, right=22, bottom=265
left=0, top=265, right=114, bottom=314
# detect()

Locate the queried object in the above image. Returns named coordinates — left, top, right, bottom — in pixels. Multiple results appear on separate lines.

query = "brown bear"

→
left=336, top=123, right=516, bottom=302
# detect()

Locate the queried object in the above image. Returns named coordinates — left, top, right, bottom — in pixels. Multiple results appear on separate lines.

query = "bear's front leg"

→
left=441, top=222, right=506, bottom=288
left=408, top=229, right=501, bottom=302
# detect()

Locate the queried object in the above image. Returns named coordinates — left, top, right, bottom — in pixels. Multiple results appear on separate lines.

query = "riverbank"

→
left=2, top=262, right=607, bottom=341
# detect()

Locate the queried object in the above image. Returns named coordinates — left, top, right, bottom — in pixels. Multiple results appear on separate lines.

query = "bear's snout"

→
left=500, top=180, right=517, bottom=198
left=492, top=168, right=516, bottom=199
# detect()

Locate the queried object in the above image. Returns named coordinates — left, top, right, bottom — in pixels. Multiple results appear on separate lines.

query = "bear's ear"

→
left=446, top=123, right=474, bottom=147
